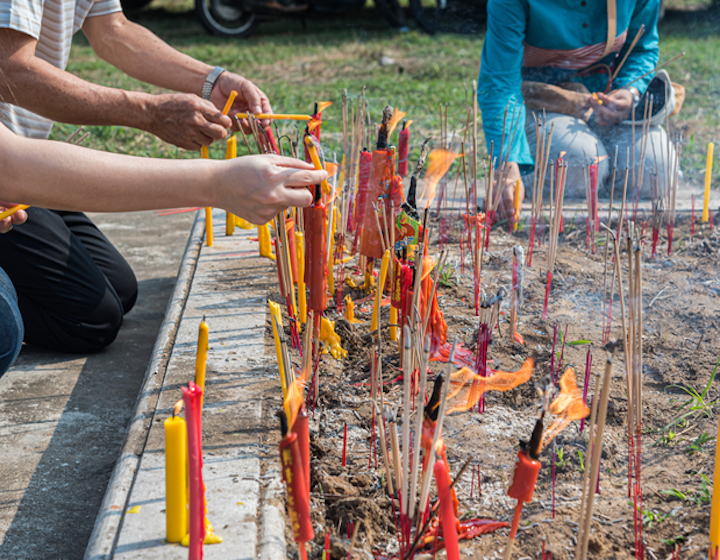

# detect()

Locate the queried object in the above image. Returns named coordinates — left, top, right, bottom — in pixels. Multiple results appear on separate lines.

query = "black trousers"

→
left=0, top=209, right=138, bottom=353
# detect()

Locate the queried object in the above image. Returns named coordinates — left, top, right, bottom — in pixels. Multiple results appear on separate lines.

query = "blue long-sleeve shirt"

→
left=477, top=0, right=660, bottom=167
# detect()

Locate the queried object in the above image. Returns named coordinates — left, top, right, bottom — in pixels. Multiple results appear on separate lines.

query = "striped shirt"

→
left=0, top=0, right=122, bottom=138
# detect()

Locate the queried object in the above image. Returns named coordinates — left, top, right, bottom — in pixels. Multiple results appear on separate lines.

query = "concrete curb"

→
left=84, top=211, right=205, bottom=560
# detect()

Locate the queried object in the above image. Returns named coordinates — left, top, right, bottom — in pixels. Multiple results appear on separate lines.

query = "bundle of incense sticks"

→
left=527, top=117, right=554, bottom=267
left=610, top=222, right=645, bottom=559
left=600, top=149, right=625, bottom=345
left=541, top=157, right=566, bottom=320
left=574, top=355, right=613, bottom=560
left=630, top=95, right=653, bottom=223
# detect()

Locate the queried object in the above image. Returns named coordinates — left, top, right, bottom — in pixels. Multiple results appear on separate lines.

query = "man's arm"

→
left=82, top=12, right=272, bottom=125
left=0, top=28, right=231, bottom=149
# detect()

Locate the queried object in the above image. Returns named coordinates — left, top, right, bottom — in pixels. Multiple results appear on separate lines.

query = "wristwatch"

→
left=624, top=86, right=641, bottom=107
left=202, top=66, right=226, bottom=100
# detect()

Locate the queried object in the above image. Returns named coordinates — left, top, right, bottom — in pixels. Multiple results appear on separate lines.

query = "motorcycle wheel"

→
left=195, top=0, right=258, bottom=37
left=408, top=0, right=486, bottom=34
left=375, top=0, right=408, bottom=28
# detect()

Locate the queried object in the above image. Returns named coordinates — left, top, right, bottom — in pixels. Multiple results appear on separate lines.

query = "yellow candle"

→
left=222, top=90, right=238, bottom=116
left=268, top=300, right=287, bottom=399
left=234, top=112, right=311, bottom=121
left=704, top=142, right=714, bottom=223
left=371, top=250, right=390, bottom=334
left=195, top=318, right=209, bottom=408
left=304, top=136, right=332, bottom=195
left=164, top=409, right=188, bottom=543
left=710, top=415, right=720, bottom=557
left=390, top=307, right=399, bottom=342
left=225, top=136, right=238, bottom=236
left=295, top=231, right=307, bottom=323
left=200, top=146, right=214, bottom=247
left=258, top=223, right=275, bottom=260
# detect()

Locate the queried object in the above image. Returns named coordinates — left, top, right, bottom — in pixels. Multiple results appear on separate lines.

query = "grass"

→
left=51, top=0, right=720, bottom=186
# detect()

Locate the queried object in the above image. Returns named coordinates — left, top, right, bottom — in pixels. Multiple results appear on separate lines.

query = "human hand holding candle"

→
left=589, top=89, right=635, bottom=127
left=210, top=72, right=272, bottom=130
left=0, top=204, right=28, bottom=233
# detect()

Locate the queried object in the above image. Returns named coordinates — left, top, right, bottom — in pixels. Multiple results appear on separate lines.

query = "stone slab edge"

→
left=84, top=211, right=204, bottom=560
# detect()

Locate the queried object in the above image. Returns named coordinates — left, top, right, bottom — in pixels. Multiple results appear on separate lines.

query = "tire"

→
left=195, top=0, right=258, bottom=38
left=120, top=0, right=153, bottom=11
left=408, top=0, right=486, bottom=34
left=375, top=0, right=408, bottom=28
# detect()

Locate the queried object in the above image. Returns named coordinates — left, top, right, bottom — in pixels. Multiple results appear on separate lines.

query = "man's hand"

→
left=0, top=205, right=28, bottom=234
left=211, top=72, right=273, bottom=130
left=494, top=161, right=524, bottom=229
left=146, top=94, right=233, bottom=150
left=218, top=155, right=326, bottom=225
left=589, top=89, right=634, bottom=127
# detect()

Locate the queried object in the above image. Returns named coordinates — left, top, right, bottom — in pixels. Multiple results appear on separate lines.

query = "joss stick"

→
left=622, top=52, right=686, bottom=90
left=342, top=423, right=348, bottom=467
left=346, top=520, right=361, bottom=560
left=667, top=136, right=681, bottom=255
left=610, top=25, right=645, bottom=83
left=416, top=340, right=457, bottom=526
left=576, top=356, right=613, bottom=560
left=689, top=193, right=696, bottom=243
left=602, top=149, right=618, bottom=343
left=372, top=202, right=387, bottom=254
left=408, top=336, right=431, bottom=523
left=579, top=348, right=592, bottom=433
left=401, top=457, right=472, bottom=560
left=388, top=407, right=403, bottom=503
left=541, top=157, right=565, bottom=320
left=401, top=327, right=412, bottom=518
left=422, top=251, right=446, bottom=338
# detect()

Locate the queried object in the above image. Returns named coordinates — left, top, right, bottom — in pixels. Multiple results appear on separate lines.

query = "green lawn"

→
left=52, top=0, right=720, bottom=184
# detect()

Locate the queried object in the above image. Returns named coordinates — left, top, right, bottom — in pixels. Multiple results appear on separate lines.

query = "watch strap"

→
left=202, top=66, right=226, bottom=100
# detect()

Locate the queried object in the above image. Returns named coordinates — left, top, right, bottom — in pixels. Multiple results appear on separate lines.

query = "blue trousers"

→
left=0, top=267, right=23, bottom=376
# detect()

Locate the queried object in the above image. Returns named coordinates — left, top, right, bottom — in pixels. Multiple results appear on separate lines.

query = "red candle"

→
left=306, top=201, right=327, bottom=312
left=279, top=427, right=314, bottom=544
left=398, top=125, right=409, bottom=177
left=182, top=382, right=206, bottom=560
left=434, top=451, right=460, bottom=560
left=354, top=150, right=372, bottom=235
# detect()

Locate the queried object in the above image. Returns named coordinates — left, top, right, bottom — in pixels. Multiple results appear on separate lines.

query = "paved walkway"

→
left=86, top=210, right=285, bottom=560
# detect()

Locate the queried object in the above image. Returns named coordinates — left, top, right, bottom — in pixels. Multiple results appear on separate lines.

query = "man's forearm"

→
left=83, top=14, right=212, bottom=95
left=0, top=49, right=153, bottom=130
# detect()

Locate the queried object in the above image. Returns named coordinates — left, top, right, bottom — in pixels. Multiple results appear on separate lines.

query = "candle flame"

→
left=419, top=149, right=461, bottom=205
left=591, top=155, right=609, bottom=165
left=559, top=151, right=567, bottom=159
left=387, top=110, right=407, bottom=140
left=445, top=357, right=534, bottom=414
left=173, top=400, right=184, bottom=417
left=406, top=119, right=414, bottom=130
left=316, top=101, right=333, bottom=114
left=541, top=367, right=590, bottom=449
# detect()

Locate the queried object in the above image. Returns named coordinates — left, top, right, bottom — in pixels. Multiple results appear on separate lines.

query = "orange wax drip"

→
left=343, top=296, right=362, bottom=324
left=319, top=317, right=347, bottom=359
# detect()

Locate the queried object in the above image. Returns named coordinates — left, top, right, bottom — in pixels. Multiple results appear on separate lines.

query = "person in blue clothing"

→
left=478, top=0, right=679, bottom=225
left=0, top=120, right=327, bottom=377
